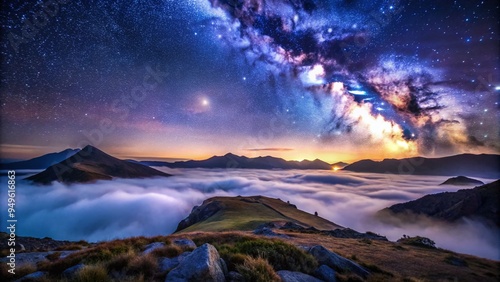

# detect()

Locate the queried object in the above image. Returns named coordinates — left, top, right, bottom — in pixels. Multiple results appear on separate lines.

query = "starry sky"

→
left=1, top=0, right=499, bottom=162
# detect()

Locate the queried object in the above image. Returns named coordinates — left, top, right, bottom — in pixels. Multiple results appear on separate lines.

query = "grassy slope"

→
left=178, top=196, right=342, bottom=233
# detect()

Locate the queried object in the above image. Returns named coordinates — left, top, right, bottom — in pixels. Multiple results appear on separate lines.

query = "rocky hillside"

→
left=2, top=231, right=498, bottom=282
left=380, top=180, right=499, bottom=226
left=26, top=145, right=170, bottom=184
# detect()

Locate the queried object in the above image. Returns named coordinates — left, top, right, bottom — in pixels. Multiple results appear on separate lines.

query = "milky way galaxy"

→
left=0, top=0, right=498, bottom=161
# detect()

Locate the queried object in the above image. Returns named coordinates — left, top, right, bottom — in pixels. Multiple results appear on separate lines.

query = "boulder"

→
left=165, top=243, right=225, bottom=282
left=277, top=270, right=323, bottom=282
left=142, top=242, right=165, bottom=255
left=62, top=263, right=85, bottom=278
left=227, top=271, right=244, bottom=282
left=159, top=252, right=192, bottom=272
left=308, top=246, right=370, bottom=278
left=315, top=265, right=337, bottom=282
left=15, top=271, right=47, bottom=282
left=173, top=238, right=197, bottom=250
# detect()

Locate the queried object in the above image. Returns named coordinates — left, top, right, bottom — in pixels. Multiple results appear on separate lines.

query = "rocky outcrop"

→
left=308, top=245, right=370, bottom=279
left=165, top=243, right=225, bottom=282
left=277, top=270, right=323, bottom=282
left=175, top=201, right=224, bottom=232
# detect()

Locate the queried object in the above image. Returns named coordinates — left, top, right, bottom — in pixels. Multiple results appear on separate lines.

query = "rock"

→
left=227, top=271, right=244, bottom=282
left=159, top=252, right=192, bottom=272
left=62, top=263, right=85, bottom=278
left=253, top=227, right=290, bottom=238
left=308, top=245, right=370, bottom=278
left=445, top=256, right=468, bottom=267
left=281, top=222, right=306, bottom=230
left=173, top=238, right=197, bottom=249
left=277, top=270, right=323, bottom=282
left=326, top=228, right=388, bottom=241
left=315, top=265, right=337, bottom=282
left=15, top=271, right=47, bottom=282
left=219, top=258, right=228, bottom=276
left=142, top=242, right=165, bottom=255
left=165, top=243, right=225, bottom=282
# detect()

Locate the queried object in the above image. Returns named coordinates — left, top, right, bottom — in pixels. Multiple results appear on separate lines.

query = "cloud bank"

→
left=1, top=169, right=498, bottom=260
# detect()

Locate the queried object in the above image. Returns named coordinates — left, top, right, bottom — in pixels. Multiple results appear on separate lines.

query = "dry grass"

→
left=283, top=231, right=500, bottom=282
left=0, top=263, right=37, bottom=282
left=236, top=256, right=281, bottom=282
left=73, top=264, right=111, bottom=282
left=150, top=245, right=183, bottom=258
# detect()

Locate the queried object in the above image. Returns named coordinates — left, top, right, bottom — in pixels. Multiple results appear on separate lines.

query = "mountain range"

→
left=138, top=153, right=333, bottom=170
left=26, top=145, right=170, bottom=184
left=0, top=148, right=80, bottom=170
left=343, top=154, right=500, bottom=178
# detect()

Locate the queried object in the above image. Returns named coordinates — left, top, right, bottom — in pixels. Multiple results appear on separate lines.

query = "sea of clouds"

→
left=1, top=169, right=498, bottom=260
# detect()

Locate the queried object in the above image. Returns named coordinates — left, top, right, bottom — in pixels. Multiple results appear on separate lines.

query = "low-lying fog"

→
left=1, top=169, right=498, bottom=260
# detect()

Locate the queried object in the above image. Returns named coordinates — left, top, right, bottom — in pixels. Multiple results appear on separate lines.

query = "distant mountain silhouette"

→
left=139, top=153, right=332, bottom=170
left=379, top=180, right=499, bottom=226
left=343, top=154, right=500, bottom=178
left=331, top=162, right=349, bottom=169
left=440, top=176, right=484, bottom=186
left=26, top=146, right=170, bottom=184
left=0, top=149, right=80, bottom=170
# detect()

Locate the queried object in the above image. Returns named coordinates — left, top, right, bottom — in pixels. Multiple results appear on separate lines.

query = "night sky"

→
left=1, top=0, right=498, bottom=162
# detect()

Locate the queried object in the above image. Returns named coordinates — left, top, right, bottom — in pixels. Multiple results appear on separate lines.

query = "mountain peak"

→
left=27, top=146, right=170, bottom=184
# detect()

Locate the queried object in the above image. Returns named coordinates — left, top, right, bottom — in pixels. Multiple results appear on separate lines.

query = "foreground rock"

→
left=159, top=252, right=192, bottom=272
left=172, top=238, right=197, bottom=249
left=309, top=245, right=370, bottom=279
left=277, top=270, right=323, bottom=282
left=315, top=265, right=337, bottom=282
left=15, top=271, right=47, bottom=282
left=165, top=243, right=225, bottom=282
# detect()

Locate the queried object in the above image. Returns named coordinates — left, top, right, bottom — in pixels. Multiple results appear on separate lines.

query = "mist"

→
left=1, top=169, right=498, bottom=260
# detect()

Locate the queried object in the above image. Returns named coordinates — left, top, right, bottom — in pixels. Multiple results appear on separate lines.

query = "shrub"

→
left=150, top=245, right=183, bottom=258
left=397, top=236, right=436, bottom=249
left=106, top=252, right=135, bottom=272
left=236, top=256, right=281, bottom=282
left=46, top=251, right=62, bottom=261
left=73, top=264, right=111, bottom=282
left=126, top=254, right=158, bottom=279
left=55, top=243, right=86, bottom=251
left=233, top=239, right=318, bottom=273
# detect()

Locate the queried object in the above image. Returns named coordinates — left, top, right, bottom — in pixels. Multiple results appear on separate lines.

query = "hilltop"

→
left=175, top=196, right=343, bottom=233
